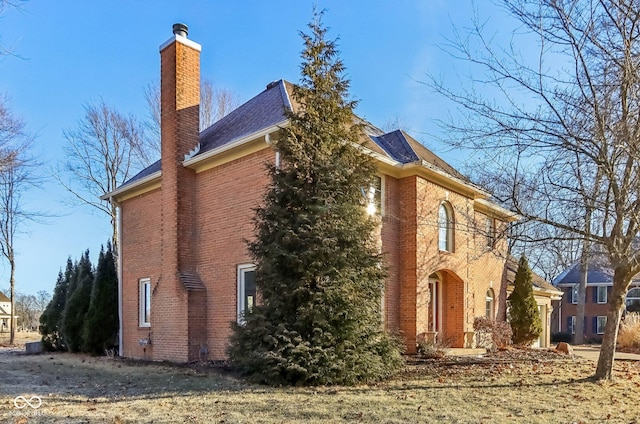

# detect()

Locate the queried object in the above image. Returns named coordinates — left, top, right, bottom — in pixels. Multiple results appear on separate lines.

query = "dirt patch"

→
left=2, top=349, right=640, bottom=423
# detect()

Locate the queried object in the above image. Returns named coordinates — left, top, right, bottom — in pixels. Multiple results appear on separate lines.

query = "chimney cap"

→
left=173, top=23, right=188, bottom=38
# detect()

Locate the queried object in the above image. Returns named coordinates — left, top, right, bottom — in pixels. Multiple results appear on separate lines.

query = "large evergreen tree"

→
left=508, top=256, right=542, bottom=346
left=61, top=250, right=94, bottom=352
left=83, top=243, right=118, bottom=355
left=40, top=258, right=74, bottom=351
left=228, top=12, right=403, bottom=385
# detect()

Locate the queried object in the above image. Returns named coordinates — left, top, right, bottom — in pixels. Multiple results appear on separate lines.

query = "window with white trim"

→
left=597, top=316, right=607, bottom=334
left=570, top=285, right=578, bottom=304
left=139, top=278, right=151, bottom=327
left=569, top=316, right=576, bottom=334
left=485, top=289, right=495, bottom=318
left=438, top=202, right=454, bottom=252
left=597, top=286, right=608, bottom=304
left=366, top=175, right=383, bottom=216
left=237, top=264, right=256, bottom=323
left=485, top=217, right=495, bottom=248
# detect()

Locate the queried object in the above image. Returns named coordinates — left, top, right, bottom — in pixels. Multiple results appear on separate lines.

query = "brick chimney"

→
left=156, top=23, right=205, bottom=362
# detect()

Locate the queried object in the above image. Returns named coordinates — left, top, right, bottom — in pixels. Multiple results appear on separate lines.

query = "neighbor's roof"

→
left=0, top=291, right=9, bottom=302
left=119, top=79, right=475, bottom=191
left=552, top=254, right=640, bottom=286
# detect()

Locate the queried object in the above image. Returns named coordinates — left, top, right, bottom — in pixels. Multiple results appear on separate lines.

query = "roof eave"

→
left=100, top=170, right=162, bottom=203
left=184, top=121, right=289, bottom=169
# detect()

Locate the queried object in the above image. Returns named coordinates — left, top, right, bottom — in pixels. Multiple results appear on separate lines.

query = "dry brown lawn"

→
left=2, top=348, right=640, bottom=423
left=0, top=331, right=41, bottom=347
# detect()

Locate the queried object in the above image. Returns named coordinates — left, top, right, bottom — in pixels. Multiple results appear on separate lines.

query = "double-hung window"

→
left=485, top=217, right=495, bottom=248
left=139, top=278, right=151, bottom=327
left=570, top=285, right=579, bottom=304
left=366, top=175, right=383, bottom=216
left=597, top=316, right=607, bottom=334
left=597, top=286, right=608, bottom=304
left=237, top=264, right=256, bottom=323
left=569, top=316, right=576, bottom=334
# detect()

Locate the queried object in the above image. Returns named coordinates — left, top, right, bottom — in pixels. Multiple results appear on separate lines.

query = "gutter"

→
left=100, top=170, right=162, bottom=202
left=183, top=121, right=289, bottom=168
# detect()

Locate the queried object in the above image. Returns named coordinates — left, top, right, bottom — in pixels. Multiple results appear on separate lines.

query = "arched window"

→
left=438, top=202, right=454, bottom=252
left=486, top=289, right=495, bottom=318
left=626, top=287, right=640, bottom=313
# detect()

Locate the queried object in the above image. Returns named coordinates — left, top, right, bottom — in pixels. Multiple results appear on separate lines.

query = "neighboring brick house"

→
left=104, top=24, right=556, bottom=362
left=552, top=257, right=640, bottom=343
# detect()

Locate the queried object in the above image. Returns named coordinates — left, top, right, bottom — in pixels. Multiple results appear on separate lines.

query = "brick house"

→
left=104, top=24, right=556, bottom=362
left=552, top=257, right=640, bottom=343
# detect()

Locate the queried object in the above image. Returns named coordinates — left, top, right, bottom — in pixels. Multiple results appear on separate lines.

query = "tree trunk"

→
left=9, top=256, right=15, bottom=345
left=595, top=267, right=631, bottom=380
left=575, top=252, right=588, bottom=344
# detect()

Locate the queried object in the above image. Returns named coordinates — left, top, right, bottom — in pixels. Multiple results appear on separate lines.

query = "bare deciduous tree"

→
left=428, top=0, right=640, bottom=380
left=0, top=94, right=36, bottom=345
left=143, top=78, right=241, bottom=158
left=59, top=99, right=150, bottom=259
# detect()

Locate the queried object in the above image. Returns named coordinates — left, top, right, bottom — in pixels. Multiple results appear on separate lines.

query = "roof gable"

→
left=0, top=291, right=9, bottom=302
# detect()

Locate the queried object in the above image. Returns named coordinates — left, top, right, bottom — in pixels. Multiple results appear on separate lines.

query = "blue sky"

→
left=0, top=0, right=512, bottom=296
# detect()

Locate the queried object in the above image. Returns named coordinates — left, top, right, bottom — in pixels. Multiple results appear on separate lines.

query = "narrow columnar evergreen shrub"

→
left=40, top=258, right=74, bottom=351
left=508, top=256, right=542, bottom=346
left=228, top=11, right=403, bottom=385
left=61, top=250, right=94, bottom=353
left=83, top=243, right=118, bottom=355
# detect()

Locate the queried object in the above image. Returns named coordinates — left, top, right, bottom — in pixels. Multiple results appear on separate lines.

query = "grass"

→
left=2, top=350, right=640, bottom=423
left=0, top=330, right=41, bottom=347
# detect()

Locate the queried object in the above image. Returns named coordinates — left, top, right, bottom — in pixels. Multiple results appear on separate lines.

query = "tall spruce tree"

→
left=228, top=11, right=403, bottom=385
left=508, top=256, right=542, bottom=346
left=61, top=250, right=94, bottom=352
left=83, top=243, right=118, bottom=355
left=40, top=257, right=74, bottom=351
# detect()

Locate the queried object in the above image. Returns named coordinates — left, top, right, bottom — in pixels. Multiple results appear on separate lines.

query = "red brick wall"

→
left=399, top=177, right=506, bottom=352
left=381, top=175, right=401, bottom=331
left=120, top=188, right=162, bottom=359
left=398, top=176, right=418, bottom=353
left=195, top=148, right=272, bottom=359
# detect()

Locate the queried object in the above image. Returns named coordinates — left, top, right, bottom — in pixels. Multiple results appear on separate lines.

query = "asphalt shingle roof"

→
left=119, top=79, right=469, bottom=189
left=371, top=130, right=420, bottom=164
left=198, top=80, right=291, bottom=155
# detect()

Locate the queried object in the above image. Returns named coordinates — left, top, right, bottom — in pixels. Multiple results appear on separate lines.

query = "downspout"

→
left=114, top=200, right=123, bottom=357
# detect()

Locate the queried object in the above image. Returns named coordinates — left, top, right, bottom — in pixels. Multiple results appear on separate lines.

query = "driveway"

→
left=572, top=345, right=640, bottom=361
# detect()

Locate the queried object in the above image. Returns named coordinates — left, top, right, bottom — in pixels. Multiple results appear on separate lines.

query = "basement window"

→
left=139, top=278, right=151, bottom=327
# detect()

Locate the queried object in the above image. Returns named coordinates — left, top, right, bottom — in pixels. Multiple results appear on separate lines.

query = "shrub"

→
left=473, top=317, right=512, bottom=351
left=508, top=256, right=542, bottom=346
left=416, top=337, right=448, bottom=359
left=618, top=312, right=640, bottom=349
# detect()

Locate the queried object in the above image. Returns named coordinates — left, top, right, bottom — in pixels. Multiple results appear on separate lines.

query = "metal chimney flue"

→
left=172, top=23, right=188, bottom=38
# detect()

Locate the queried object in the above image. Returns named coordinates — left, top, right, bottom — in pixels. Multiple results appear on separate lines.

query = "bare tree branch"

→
left=426, top=0, right=640, bottom=380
